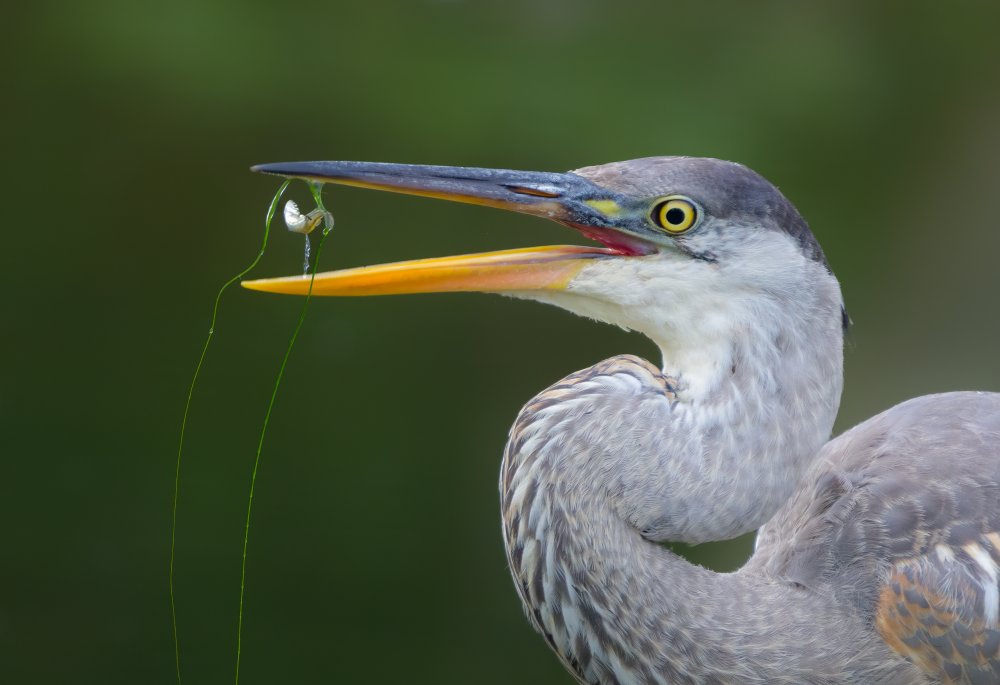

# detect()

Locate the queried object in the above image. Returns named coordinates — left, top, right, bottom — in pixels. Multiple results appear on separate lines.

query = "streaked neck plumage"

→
left=499, top=356, right=904, bottom=683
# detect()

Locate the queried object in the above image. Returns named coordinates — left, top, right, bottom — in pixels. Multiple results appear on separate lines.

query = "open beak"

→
left=242, top=161, right=651, bottom=297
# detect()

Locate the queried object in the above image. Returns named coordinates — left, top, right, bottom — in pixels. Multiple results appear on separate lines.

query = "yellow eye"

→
left=653, top=197, right=698, bottom=234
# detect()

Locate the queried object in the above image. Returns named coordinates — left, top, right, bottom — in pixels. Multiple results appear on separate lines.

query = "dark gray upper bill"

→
left=250, top=161, right=612, bottom=208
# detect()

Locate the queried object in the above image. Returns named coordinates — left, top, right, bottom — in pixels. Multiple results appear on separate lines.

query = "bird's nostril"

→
left=503, top=184, right=562, bottom=198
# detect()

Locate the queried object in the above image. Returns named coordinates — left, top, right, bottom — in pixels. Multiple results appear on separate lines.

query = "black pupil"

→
left=665, top=206, right=687, bottom=226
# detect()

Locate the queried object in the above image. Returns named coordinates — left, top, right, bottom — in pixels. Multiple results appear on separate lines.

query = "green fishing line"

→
left=234, top=183, right=333, bottom=685
left=170, top=179, right=290, bottom=685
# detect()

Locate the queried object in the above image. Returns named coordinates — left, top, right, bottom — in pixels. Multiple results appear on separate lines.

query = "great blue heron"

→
left=244, top=158, right=1000, bottom=684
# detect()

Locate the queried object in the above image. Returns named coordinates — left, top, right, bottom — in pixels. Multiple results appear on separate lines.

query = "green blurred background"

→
left=5, top=1, right=1000, bottom=683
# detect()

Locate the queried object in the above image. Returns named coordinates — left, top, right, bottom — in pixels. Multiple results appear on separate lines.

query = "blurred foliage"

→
left=4, top=1, right=1000, bottom=683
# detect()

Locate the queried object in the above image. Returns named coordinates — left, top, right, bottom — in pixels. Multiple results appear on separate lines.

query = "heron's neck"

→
left=533, top=263, right=844, bottom=539
left=499, top=351, right=876, bottom=683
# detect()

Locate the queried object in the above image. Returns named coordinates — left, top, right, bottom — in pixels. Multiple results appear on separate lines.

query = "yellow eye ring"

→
left=652, top=197, right=698, bottom=234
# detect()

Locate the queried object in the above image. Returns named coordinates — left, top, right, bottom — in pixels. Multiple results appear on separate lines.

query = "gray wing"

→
left=751, top=392, right=1000, bottom=684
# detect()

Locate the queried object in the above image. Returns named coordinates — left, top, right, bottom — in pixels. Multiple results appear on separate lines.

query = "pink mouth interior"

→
left=570, top=223, right=655, bottom=257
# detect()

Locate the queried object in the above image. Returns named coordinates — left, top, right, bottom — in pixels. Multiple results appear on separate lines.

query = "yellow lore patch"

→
left=585, top=199, right=623, bottom=217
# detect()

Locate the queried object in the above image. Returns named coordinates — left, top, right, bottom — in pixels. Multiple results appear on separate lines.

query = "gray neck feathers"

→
left=499, top=353, right=906, bottom=683
left=498, top=295, right=860, bottom=682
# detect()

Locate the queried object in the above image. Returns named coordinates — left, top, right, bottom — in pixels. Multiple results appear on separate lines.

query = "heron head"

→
left=244, top=157, right=844, bottom=387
